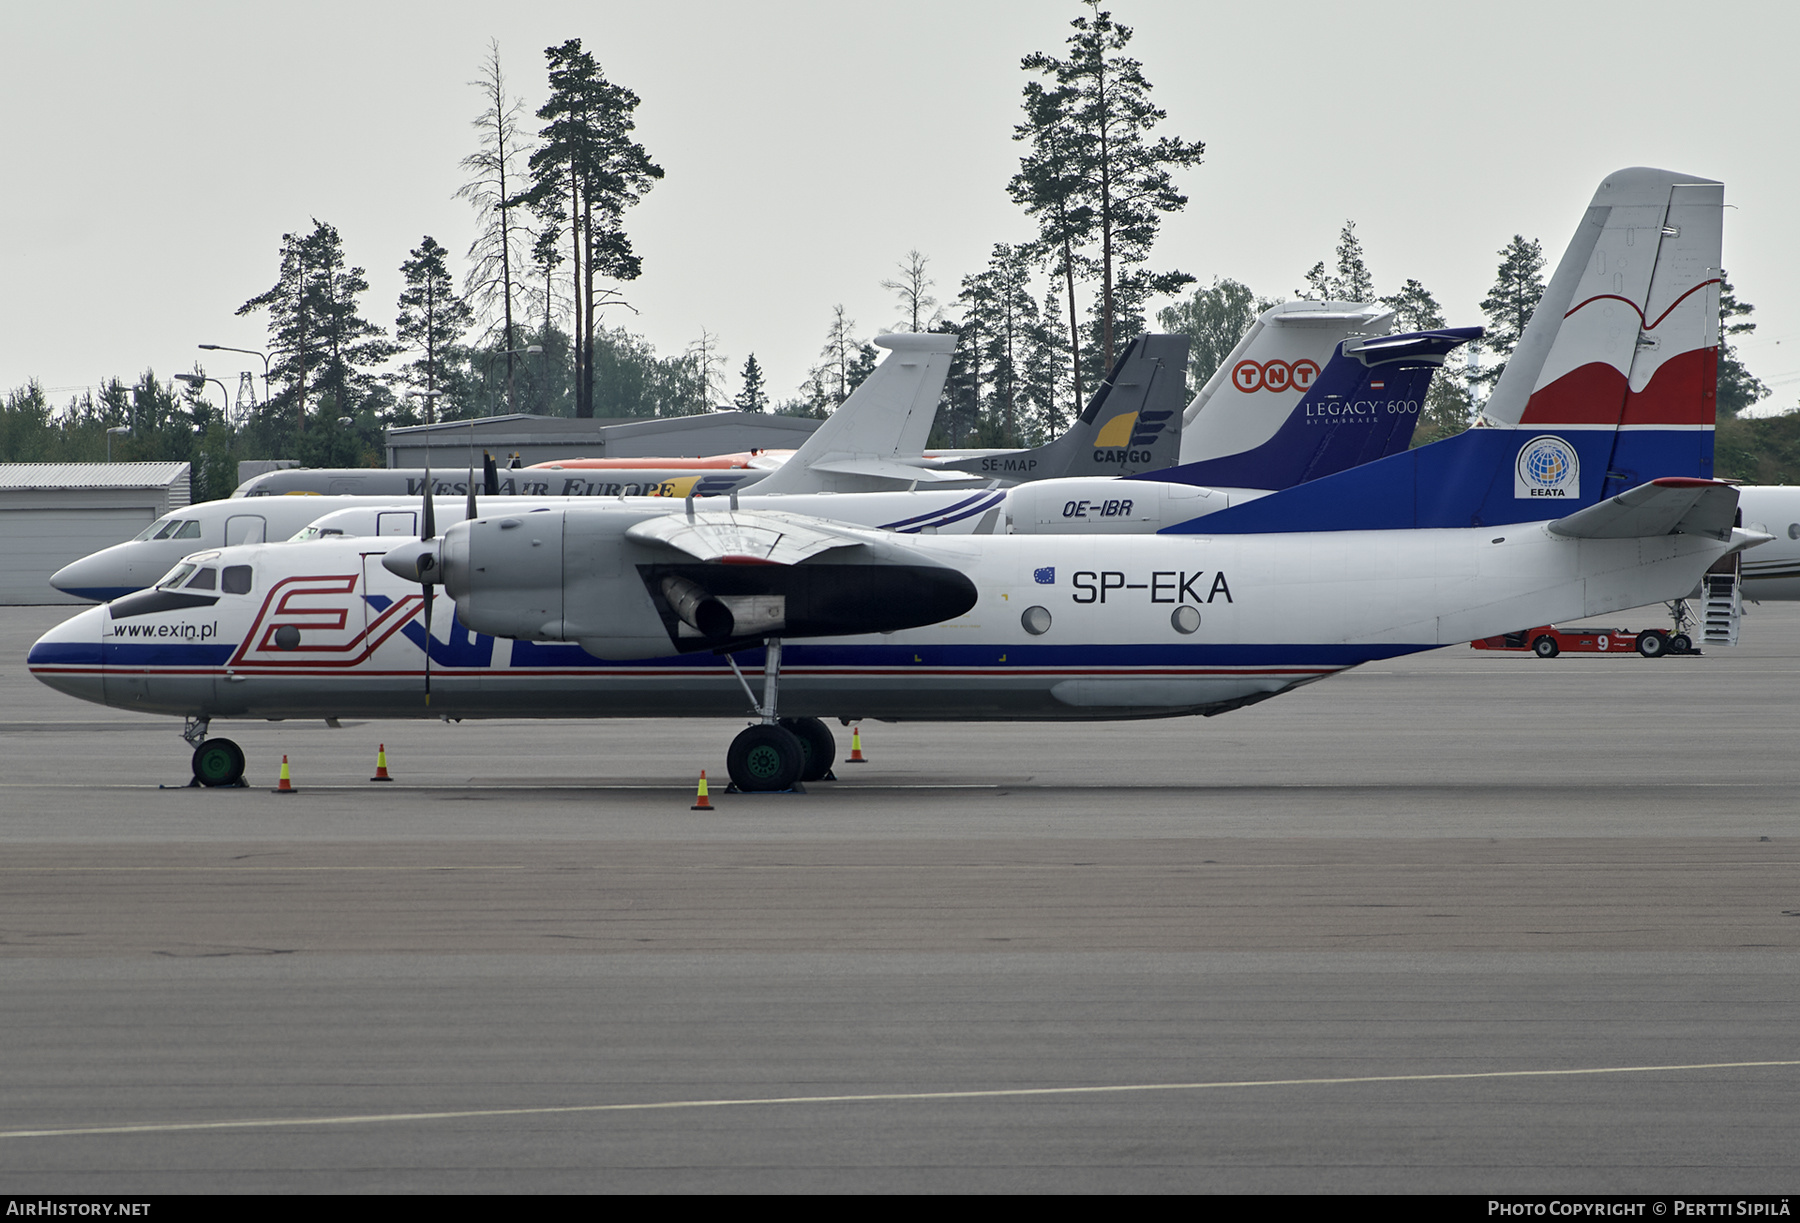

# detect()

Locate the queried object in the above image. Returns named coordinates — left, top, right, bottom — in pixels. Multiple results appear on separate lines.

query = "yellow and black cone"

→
left=691, top=769, right=714, bottom=811
left=371, top=744, right=393, bottom=782
left=845, top=726, right=868, bottom=764
left=273, top=754, right=296, bottom=795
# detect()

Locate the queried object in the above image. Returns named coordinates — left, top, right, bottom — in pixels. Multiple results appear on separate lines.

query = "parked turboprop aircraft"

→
left=27, top=169, right=1751, bottom=795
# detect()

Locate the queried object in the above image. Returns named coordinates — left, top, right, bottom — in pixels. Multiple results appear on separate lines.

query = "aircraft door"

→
left=224, top=515, right=266, bottom=546
left=376, top=511, right=418, bottom=536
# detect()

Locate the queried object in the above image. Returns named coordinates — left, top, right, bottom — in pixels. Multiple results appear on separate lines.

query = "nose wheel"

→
left=190, top=738, right=247, bottom=787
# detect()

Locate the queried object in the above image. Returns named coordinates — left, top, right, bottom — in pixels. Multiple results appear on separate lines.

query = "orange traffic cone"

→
left=370, top=744, right=393, bottom=782
left=691, top=769, right=714, bottom=811
left=845, top=726, right=868, bottom=764
left=273, top=754, right=295, bottom=794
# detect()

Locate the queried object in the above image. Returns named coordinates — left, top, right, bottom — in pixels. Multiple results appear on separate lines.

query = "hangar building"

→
left=0, top=462, right=191, bottom=604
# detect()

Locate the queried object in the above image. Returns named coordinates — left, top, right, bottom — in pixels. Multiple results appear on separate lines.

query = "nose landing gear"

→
left=183, top=717, right=246, bottom=788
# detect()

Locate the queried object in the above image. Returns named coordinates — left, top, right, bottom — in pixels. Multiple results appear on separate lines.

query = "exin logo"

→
left=1514, top=435, right=1581, bottom=499
left=1231, top=359, right=1320, bottom=394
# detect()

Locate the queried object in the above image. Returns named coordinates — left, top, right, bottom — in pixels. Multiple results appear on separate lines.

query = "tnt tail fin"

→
left=1171, top=168, right=1724, bottom=536
left=1180, top=300, right=1393, bottom=461
left=1140, top=326, right=1480, bottom=494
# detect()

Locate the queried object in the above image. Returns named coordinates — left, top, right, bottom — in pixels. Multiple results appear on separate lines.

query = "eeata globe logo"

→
left=1514, top=435, right=1580, bottom=499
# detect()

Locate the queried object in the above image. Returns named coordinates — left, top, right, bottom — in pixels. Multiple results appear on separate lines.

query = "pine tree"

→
left=686, top=329, right=726, bottom=408
left=803, top=306, right=875, bottom=414
left=735, top=354, right=769, bottom=413
left=396, top=235, right=474, bottom=420
left=457, top=40, right=533, bottom=412
left=882, top=250, right=939, bottom=332
left=1380, top=279, right=1446, bottom=333
left=1012, top=2, right=1203, bottom=406
left=958, top=243, right=1044, bottom=446
left=1716, top=278, right=1767, bottom=419
left=236, top=220, right=393, bottom=445
left=1335, top=221, right=1373, bottom=301
left=523, top=39, right=663, bottom=418
left=1476, top=235, right=1546, bottom=387
left=1296, top=220, right=1374, bottom=301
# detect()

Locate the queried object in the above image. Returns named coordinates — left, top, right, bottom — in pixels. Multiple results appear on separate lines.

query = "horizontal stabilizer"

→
left=1546, top=478, right=1738, bottom=540
left=806, top=457, right=975, bottom=483
left=625, top=510, right=872, bottom=565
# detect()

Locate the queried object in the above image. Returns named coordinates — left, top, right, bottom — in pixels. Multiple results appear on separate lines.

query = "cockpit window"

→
left=221, top=565, right=252, bottom=595
left=152, top=521, right=181, bottom=540
left=290, top=526, right=320, bottom=541
left=184, top=566, right=217, bottom=591
left=173, top=520, right=202, bottom=539
left=155, top=562, right=198, bottom=590
left=134, top=518, right=171, bottom=541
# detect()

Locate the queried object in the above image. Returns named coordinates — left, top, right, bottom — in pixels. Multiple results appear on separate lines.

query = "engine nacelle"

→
left=1003, top=478, right=1239, bottom=535
left=439, top=507, right=978, bottom=659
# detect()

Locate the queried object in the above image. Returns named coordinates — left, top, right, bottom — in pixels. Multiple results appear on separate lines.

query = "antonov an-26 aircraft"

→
left=29, top=168, right=1753, bottom=793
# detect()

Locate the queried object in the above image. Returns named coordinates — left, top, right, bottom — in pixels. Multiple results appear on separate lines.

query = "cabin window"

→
left=184, top=567, right=217, bottom=591
left=221, top=566, right=252, bottom=595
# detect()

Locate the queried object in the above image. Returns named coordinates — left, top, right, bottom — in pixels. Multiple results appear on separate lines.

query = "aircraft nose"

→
left=27, top=605, right=109, bottom=705
left=49, top=545, right=140, bottom=601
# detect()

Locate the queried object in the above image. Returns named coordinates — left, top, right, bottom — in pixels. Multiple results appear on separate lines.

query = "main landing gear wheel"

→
left=1532, top=635, right=1559, bottom=658
left=191, top=738, right=246, bottom=787
left=779, top=717, right=837, bottom=782
left=1636, top=630, right=1669, bottom=658
left=727, top=724, right=805, bottom=792
left=1670, top=633, right=1694, bottom=654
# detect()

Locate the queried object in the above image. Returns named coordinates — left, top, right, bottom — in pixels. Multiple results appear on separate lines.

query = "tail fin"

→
left=1168, top=168, right=1723, bottom=535
left=1137, top=326, right=1480, bottom=493
left=1181, top=300, right=1393, bottom=460
left=750, top=333, right=957, bottom=494
left=933, top=334, right=1189, bottom=482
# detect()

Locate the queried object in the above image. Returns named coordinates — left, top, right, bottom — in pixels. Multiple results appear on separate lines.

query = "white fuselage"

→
left=1734, top=486, right=1800, bottom=600
left=29, top=520, right=1746, bottom=725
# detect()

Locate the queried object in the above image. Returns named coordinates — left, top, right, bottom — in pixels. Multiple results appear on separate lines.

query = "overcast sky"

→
left=7, top=1, right=1798, bottom=417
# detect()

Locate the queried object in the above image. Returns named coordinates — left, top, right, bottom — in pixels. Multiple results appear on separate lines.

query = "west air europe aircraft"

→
left=28, top=168, right=1751, bottom=795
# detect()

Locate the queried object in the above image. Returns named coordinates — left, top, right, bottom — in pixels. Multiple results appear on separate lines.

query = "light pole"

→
left=173, top=373, right=233, bottom=426
left=198, top=344, right=270, bottom=412
left=106, top=426, right=131, bottom=463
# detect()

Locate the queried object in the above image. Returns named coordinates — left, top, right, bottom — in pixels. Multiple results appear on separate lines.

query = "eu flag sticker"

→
left=1033, top=567, right=1055, bottom=585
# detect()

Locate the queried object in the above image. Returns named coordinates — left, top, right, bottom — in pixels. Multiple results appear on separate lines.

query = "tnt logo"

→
left=1034, top=567, right=1055, bottom=585
left=1231, top=359, right=1320, bottom=393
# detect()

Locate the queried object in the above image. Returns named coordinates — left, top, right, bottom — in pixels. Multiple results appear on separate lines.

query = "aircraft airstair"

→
left=1701, top=556, right=1742, bottom=647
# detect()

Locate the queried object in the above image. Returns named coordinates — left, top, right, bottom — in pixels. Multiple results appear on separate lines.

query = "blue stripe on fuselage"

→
left=1164, top=425, right=1712, bottom=534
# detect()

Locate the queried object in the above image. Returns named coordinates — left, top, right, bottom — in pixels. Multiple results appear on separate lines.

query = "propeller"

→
left=381, top=470, right=442, bottom=707
left=421, top=475, right=436, bottom=706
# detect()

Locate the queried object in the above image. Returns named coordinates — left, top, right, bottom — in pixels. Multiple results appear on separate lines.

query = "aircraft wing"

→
left=1546, top=478, right=1739, bottom=541
left=624, top=509, right=878, bottom=565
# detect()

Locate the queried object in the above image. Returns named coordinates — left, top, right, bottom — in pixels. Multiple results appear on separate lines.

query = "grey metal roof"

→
left=0, top=462, right=192, bottom=491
